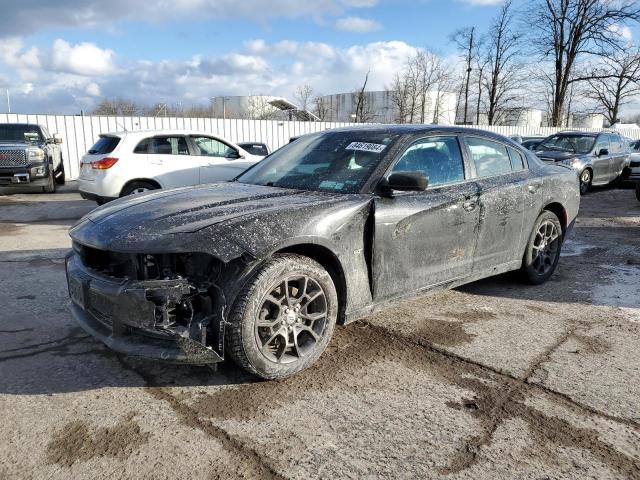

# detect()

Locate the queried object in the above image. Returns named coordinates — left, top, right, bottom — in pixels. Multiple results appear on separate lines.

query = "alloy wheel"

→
left=254, top=275, right=328, bottom=364
left=129, top=187, right=149, bottom=195
left=580, top=170, right=591, bottom=194
left=531, top=220, right=560, bottom=276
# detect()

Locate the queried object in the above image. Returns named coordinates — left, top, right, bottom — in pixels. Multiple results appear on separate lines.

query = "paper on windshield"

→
left=345, top=142, right=387, bottom=153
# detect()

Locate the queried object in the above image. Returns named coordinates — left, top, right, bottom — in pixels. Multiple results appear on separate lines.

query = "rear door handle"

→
left=462, top=200, right=477, bottom=212
left=527, top=182, right=542, bottom=194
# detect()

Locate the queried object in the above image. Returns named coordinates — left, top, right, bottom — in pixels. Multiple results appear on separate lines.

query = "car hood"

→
left=70, top=182, right=370, bottom=257
left=534, top=150, right=584, bottom=162
left=0, top=141, right=32, bottom=148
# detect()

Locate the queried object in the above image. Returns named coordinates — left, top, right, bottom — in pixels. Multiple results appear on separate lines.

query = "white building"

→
left=210, top=95, right=317, bottom=120
left=318, top=90, right=457, bottom=125
left=570, top=113, right=605, bottom=129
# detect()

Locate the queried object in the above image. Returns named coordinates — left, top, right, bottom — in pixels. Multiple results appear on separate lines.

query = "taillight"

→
left=92, top=157, right=119, bottom=169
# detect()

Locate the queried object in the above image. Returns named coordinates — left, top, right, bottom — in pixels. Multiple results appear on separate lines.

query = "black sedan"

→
left=66, top=126, right=580, bottom=379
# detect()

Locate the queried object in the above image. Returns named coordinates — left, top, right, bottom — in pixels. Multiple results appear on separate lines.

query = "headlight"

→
left=560, top=158, right=580, bottom=167
left=26, top=147, right=45, bottom=161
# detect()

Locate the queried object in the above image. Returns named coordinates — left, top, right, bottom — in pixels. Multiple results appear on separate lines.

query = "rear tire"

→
left=54, top=161, right=65, bottom=185
left=579, top=169, right=591, bottom=195
left=120, top=181, right=158, bottom=197
left=635, top=183, right=640, bottom=202
left=225, top=254, right=338, bottom=380
left=521, top=211, right=563, bottom=285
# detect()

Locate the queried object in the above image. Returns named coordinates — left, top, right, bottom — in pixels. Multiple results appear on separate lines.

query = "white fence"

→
left=2, top=112, right=639, bottom=180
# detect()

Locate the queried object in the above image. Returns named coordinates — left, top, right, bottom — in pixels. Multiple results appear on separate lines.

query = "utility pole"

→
left=6, top=89, right=10, bottom=113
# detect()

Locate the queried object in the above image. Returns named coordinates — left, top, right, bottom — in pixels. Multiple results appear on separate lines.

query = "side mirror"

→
left=381, top=171, right=428, bottom=194
left=53, top=133, right=63, bottom=144
left=597, top=148, right=608, bottom=157
left=226, top=150, right=243, bottom=160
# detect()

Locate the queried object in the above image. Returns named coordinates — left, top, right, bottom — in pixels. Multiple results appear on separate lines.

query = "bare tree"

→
left=295, top=85, right=314, bottom=113
left=353, top=72, right=374, bottom=122
left=93, top=98, right=142, bottom=116
left=528, top=0, right=640, bottom=126
left=245, top=96, right=280, bottom=120
left=450, top=27, right=479, bottom=124
left=483, top=0, right=522, bottom=125
left=584, top=48, right=640, bottom=125
left=389, top=73, right=411, bottom=123
left=312, top=94, right=332, bottom=121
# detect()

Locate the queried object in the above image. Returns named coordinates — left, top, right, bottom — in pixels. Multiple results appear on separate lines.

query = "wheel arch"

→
left=275, top=243, right=348, bottom=325
left=542, top=201, right=567, bottom=236
left=119, top=178, right=162, bottom=197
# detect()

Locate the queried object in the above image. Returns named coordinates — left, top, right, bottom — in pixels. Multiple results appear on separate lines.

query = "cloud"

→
left=0, top=0, right=377, bottom=36
left=51, top=39, right=117, bottom=76
left=456, top=0, right=504, bottom=5
left=608, top=24, right=633, bottom=43
left=335, top=16, right=382, bottom=32
left=0, top=36, right=421, bottom=113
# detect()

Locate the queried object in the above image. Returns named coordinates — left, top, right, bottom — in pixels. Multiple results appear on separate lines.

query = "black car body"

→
left=0, top=123, right=65, bottom=191
left=66, top=125, right=580, bottom=378
left=534, top=131, right=630, bottom=194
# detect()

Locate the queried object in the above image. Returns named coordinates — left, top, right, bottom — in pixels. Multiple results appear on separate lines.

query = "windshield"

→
left=0, top=124, right=43, bottom=144
left=538, top=134, right=596, bottom=154
left=236, top=131, right=400, bottom=193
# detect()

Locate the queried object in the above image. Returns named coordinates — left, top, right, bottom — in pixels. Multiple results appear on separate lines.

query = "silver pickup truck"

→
left=0, top=123, right=65, bottom=192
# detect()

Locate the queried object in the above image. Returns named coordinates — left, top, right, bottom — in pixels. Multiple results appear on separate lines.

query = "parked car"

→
left=236, top=142, right=270, bottom=158
left=66, top=125, right=580, bottom=379
left=629, top=139, right=640, bottom=201
left=0, top=123, right=65, bottom=192
left=521, top=136, right=545, bottom=151
left=534, top=130, right=630, bottom=195
left=78, top=130, right=263, bottom=204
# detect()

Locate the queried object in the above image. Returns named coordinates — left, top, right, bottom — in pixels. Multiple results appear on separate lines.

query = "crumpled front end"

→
left=65, top=242, right=229, bottom=364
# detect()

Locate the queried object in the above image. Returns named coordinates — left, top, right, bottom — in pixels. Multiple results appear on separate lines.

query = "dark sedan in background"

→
left=66, top=126, right=580, bottom=379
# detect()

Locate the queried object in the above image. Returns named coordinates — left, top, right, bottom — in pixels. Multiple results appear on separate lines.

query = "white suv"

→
left=78, top=130, right=262, bottom=204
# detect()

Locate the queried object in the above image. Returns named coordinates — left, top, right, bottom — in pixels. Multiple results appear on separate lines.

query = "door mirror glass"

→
left=598, top=148, right=609, bottom=157
left=385, top=172, right=428, bottom=192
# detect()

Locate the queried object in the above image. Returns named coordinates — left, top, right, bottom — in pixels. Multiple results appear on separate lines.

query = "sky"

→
left=0, top=0, right=638, bottom=115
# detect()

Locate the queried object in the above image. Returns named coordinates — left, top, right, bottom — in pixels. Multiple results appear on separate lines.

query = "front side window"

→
left=237, top=130, right=401, bottom=193
left=539, top=134, right=596, bottom=154
left=192, top=136, right=237, bottom=158
left=148, top=136, right=189, bottom=155
left=594, top=135, right=609, bottom=155
left=391, top=136, right=465, bottom=187
left=465, top=137, right=512, bottom=178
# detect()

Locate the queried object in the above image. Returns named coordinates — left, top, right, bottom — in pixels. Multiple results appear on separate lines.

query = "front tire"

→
left=54, top=161, right=65, bottom=185
left=226, top=254, right=338, bottom=380
left=43, top=164, right=56, bottom=193
left=521, top=211, right=563, bottom=285
left=579, top=169, right=592, bottom=195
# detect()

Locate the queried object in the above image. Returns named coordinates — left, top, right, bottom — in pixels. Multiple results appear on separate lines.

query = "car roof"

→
left=101, top=129, right=232, bottom=138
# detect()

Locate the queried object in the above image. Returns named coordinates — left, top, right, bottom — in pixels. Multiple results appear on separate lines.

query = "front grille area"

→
left=0, top=149, right=27, bottom=167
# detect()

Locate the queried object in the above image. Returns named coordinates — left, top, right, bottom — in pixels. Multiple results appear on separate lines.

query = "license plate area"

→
left=69, top=275, right=85, bottom=308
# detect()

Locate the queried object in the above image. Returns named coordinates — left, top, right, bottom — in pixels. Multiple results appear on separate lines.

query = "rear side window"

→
left=507, top=147, right=526, bottom=171
left=465, top=137, right=512, bottom=178
left=392, top=136, right=465, bottom=187
left=148, top=136, right=189, bottom=155
left=88, top=136, right=120, bottom=155
left=240, top=144, right=269, bottom=156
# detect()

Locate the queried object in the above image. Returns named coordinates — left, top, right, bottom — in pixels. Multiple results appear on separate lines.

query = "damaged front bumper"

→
left=65, top=251, right=223, bottom=364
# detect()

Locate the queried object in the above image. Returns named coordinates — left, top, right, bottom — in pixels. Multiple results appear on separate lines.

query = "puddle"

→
left=592, top=264, right=640, bottom=311
left=561, top=240, right=597, bottom=257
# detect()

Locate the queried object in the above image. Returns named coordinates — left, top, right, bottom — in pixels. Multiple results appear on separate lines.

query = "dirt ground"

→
left=0, top=183, right=639, bottom=480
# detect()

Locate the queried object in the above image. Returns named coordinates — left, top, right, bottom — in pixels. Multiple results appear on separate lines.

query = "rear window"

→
left=88, top=136, right=120, bottom=155
left=239, top=143, right=269, bottom=156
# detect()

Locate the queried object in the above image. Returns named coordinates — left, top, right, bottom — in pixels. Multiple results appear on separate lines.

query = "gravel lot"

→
left=0, top=183, right=639, bottom=479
